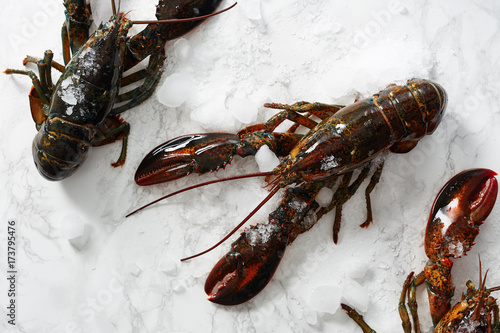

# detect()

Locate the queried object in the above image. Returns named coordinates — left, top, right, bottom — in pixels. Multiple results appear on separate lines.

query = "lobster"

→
left=4, top=0, right=234, bottom=180
left=342, top=168, right=499, bottom=332
left=128, top=79, right=447, bottom=305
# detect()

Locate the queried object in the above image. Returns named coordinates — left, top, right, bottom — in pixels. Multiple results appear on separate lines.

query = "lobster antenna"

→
left=180, top=184, right=281, bottom=262
left=125, top=172, right=272, bottom=217
left=132, top=2, right=237, bottom=25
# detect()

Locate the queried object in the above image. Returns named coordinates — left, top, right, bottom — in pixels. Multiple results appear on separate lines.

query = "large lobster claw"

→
left=423, top=168, right=498, bottom=325
left=205, top=222, right=289, bottom=305
left=135, top=131, right=304, bottom=186
left=425, top=168, right=498, bottom=262
left=135, top=133, right=241, bottom=185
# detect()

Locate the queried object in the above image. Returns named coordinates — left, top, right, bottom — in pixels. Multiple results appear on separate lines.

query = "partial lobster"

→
left=4, top=0, right=231, bottom=180
left=342, top=168, right=499, bottom=332
left=130, top=79, right=447, bottom=305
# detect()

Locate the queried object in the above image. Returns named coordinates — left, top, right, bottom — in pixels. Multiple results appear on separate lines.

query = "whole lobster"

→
left=129, top=79, right=447, bottom=305
left=4, top=0, right=231, bottom=180
left=342, top=168, right=499, bottom=332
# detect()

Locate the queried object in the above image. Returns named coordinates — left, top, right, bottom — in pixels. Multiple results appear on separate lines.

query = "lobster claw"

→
left=425, top=168, right=498, bottom=262
left=205, top=222, right=289, bottom=305
left=135, top=133, right=240, bottom=185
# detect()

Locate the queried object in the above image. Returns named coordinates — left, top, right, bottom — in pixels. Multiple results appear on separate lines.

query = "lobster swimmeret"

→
left=5, top=0, right=233, bottom=180
left=131, top=79, right=447, bottom=305
left=342, top=168, right=499, bottom=332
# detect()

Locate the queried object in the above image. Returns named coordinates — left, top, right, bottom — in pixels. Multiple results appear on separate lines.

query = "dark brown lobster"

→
left=129, top=79, right=447, bottom=305
left=342, top=168, right=499, bottom=332
left=4, top=0, right=233, bottom=180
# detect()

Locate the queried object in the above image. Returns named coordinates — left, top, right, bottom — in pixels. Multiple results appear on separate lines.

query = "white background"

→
left=1, top=0, right=500, bottom=332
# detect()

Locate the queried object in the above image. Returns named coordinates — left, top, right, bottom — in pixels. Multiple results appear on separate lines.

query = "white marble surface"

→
left=1, top=0, right=500, bottom=332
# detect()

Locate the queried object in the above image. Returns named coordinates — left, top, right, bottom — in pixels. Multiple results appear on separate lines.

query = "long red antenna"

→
left=126, top=172, right=272, bottom=217
left=132, top=2, right=237, bottom=25
left=180, top=184, right=281, bottom=261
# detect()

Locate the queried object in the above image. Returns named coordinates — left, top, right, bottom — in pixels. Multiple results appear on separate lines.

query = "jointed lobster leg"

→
left=239, top=102, right=345, bottom=135
left=341, top=303, right=377, bottom=333
left=111, top=49, right=167, bottom=114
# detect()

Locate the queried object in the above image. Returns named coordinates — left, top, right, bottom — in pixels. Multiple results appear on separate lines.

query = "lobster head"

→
left=425, top=168, right=498, bottom=262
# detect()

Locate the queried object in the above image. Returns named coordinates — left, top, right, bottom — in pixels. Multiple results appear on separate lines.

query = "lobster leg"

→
left=5, top=50, right=61, bottom=128
left=239, top=102, right=345, bottom=136
left=341, top=303, right=377, bottom=333
left=407, top=272, right=425, bottom=333
left=360, top=161, right=385, bottom=228
left=111, top=49, right=166, bottom=114
left=398, top=272, right=415, bottom=333
left=93, top=116, right=131, bottom=167
left=265, top=101, right=345, bottom=120
left=314, top=161, right=382, bottom=244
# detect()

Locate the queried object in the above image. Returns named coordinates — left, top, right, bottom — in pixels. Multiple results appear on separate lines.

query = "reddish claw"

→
left=424, top=168, right=498, bottom=325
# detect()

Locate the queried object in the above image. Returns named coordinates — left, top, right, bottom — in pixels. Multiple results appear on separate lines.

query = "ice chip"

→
left=174, top=38, right=193, bottom=62
left=255, top=145, right=280, bottom=172
left=228, top=97, right=259, bottom=124
left=60, top=214, right=90, bottom=250
left=341, top=280, right=369, bottom=312
left=316, top=188, right=334, bottom=207
left=157, top=73, right=193, bottom=107
left=309, top=285, right=342, bottom=314
left=244, top=0, right=262, bottom=20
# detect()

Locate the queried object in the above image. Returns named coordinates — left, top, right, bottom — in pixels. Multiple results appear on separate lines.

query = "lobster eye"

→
left=467, top=299, right=476, bottom=308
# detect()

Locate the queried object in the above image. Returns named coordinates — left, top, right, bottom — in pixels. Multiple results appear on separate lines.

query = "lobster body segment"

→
left=132, top=79, right=448, bottom=305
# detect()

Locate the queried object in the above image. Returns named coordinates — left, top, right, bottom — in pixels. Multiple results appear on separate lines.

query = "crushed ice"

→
left=247, top=223, right=280, bottom=247
left=320, top=155, right=339, bottom=170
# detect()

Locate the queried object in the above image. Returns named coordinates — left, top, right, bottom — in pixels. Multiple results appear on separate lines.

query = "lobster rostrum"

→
left=4, top=0, right=232, bottom=180
left=129, top=79, right=447, bottom=305
left=342, top=168, right=499, bottom=332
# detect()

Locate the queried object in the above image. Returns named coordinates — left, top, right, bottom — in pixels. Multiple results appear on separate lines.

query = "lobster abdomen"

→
left=279, top=79, right=447, bottom=183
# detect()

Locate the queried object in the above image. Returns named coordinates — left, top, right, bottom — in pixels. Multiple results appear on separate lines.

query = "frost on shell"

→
left=448, top=239, right=465, bottom=258
left=247, top=223, right=281, bottom=247
left=320, top=155, right=339, bottom=171
left=58, top=77, right=84, bottom=106
left=78, top=47, right=99, bottom=77
left=335, top=123, right=346, bottom=133
left=456, top=318, right=482, bottom=333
